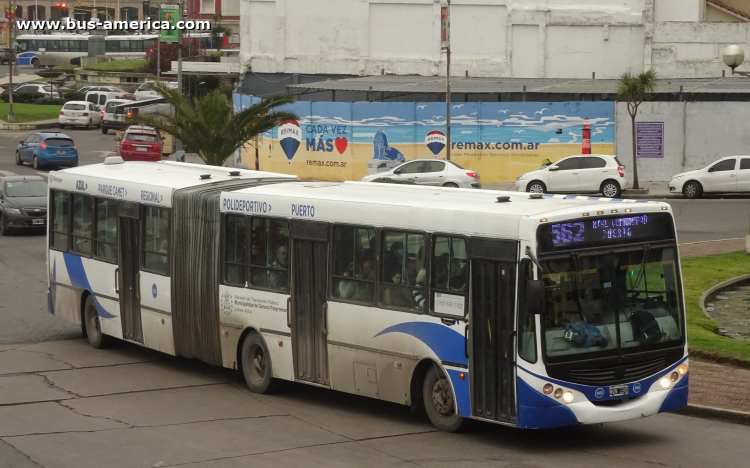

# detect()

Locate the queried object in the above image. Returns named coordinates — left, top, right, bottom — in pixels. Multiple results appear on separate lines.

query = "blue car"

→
left=15, top=132, right=78, bottom=170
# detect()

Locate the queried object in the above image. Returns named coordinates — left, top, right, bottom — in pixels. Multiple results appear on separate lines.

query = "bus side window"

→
left=380, top=230, right=425, bottom=312
left=331, top=225, right=376, bottom=304
left=224, top=214, right=247, bottom=287
left=50, top=190, right=70, bottom=251
left=70, top=194, right=94, bottom=257
left=250, top=218, right=289, bottom=292
left=95, top=198, right=118, bottom=263
left=518, top=259, right=538, bottom=364
left=430, top=236, right=467, bottom=313
left=142, top=206, right=170, bottom=275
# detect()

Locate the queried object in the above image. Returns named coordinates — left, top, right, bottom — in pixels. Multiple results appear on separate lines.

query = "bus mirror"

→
left=526, top=280, right=544, bottom=315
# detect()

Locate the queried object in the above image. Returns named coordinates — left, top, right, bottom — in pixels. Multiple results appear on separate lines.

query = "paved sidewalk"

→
left=688, top=359, right=750, bottom=415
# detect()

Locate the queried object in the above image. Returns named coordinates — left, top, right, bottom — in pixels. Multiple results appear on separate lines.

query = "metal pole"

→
left=445, top=0, right=451, bottom=161
left=156, top=5, right=160, bottom=82
left=177, top=1, right=182, bottom=94
left=7, top=5, right=14, bottom=123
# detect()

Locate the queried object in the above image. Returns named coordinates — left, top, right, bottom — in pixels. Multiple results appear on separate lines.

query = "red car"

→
left=117, top=126, right=163, bottom=161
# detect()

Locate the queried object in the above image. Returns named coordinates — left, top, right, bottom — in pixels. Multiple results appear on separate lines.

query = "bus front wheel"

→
left=422, top=366, right=466, bottom=432
left=84, top=295, right=111, bottom=349
left=31, top=58, right=40, bottom=69
left=240, top=331, right=279, bottom=394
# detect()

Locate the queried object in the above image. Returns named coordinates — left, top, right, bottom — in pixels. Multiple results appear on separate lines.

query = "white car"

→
left=58, top=101, right=102, bottom=130
left=360, top=159, right=480, bottom=188
left=669, top=156, right=750, bottom=198
left=515, top=154, right=628, bottom=198
left=134, top=81, right=178, bottom=101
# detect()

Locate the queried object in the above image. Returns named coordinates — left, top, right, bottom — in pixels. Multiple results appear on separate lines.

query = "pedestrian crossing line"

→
left=0, top=170, right=18, bottom=176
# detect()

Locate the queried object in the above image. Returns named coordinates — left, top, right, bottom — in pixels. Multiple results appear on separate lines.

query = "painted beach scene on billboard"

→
left=234, top=96, right=615, bottom=183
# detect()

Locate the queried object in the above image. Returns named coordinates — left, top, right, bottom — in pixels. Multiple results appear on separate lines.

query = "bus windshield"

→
left=541, top=245, right=684, bottom=363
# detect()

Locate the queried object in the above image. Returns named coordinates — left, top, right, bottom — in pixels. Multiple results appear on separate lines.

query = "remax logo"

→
left=425, top=130, right=446, bottom=155
left=279, top=120, right=302, bottom=163
left=75, top=180, right=88, bottom=191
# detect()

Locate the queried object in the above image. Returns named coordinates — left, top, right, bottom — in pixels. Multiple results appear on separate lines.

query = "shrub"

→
left=63, top=90, right=85, bottom=101
left=34, top=97, right=67, bottom=105
left=0, top=92, right=45, bottom=103
left=144, top=38, right=200, bottom=74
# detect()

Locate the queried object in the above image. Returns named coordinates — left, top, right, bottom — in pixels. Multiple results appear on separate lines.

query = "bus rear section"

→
left=514, top=208, right=688, bottom=429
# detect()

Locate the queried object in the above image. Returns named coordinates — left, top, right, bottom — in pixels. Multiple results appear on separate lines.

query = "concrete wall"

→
left=616, top=101, right=750, bottom=182
left=655, top=0, right=703, bottom=22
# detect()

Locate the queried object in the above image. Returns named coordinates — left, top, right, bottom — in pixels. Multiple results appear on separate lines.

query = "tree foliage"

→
left=144, top=38, right=199, bottom=74
left=616, top=69, right=658, bottom=190
left=133, top=84, right=298, bottom=167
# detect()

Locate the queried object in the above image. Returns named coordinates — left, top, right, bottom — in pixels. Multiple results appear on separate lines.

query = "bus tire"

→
left=240, top=331, right=278, bottom=394
left=31, top=58, right=40, bottom=69
left=423, top=366, right=466, bottom=432
left=102, top=126, right=108, bottom=134
left=83, top=294, right=111, bottom=349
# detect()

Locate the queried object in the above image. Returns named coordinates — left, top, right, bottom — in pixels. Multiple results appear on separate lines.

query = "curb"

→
left=698, top=273, right=750, bottom=327
left=0, top=121, right=59, bottom=131
left=679, top=404, right=750, bottom=426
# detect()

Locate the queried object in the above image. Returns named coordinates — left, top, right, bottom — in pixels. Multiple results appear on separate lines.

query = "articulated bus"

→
left=47, top=159, right=688, bottom=431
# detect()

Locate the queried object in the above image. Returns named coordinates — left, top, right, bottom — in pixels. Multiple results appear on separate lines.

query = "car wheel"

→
left=241, top=331, right=279, bottom=394
left=423, top=366, right=466, bottom=432
left=601, top=180, right=622, bottom=198
left=683, top=181, right=703, bottom=199
left=32, top=156, right=41, bottom=170
left=86, top=119, right=92, bottom=130
left=59, top=123, right=65, bottom=129
left=31, top=58, right=40, bottom=68
left=442, top=182, right=458, bottom=188
left=15, top=151, right=22, bottom=165
left=101, top=126, right=108, bottom=135
left=84, top=295, right=111, bottom=349
left=0, top=214, right=8, bottom=236
left=527, top=181, right=546, bottom=194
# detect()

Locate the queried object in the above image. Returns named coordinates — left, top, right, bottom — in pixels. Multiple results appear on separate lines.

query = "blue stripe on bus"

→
left=658, top=375, right=689, bottom=414
left=446, top=369, right=472, bottom=417
left=516, top=378, right=578, bottom=429
left=374, top=322, right=468, bottom=366
left=63, top=253, right=118, bottom=319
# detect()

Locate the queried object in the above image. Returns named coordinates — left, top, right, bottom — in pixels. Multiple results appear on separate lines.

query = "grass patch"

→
left=84, top=59, right=147, bottom=72
left=0, top=103, right=62, bottom=123
left=682, top=250, right=750, bottom=362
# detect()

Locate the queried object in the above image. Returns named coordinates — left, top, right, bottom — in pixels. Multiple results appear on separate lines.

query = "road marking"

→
left=0, top=170, right=18, bottom=176
left=36, top=172, right=48, bottom=178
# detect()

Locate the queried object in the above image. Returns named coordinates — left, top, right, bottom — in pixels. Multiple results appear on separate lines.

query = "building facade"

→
left=239, top=0, right=750, bottom=80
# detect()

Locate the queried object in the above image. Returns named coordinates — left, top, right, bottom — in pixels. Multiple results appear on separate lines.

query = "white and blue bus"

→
left=47, top=159, right=688, bottom=431
left=16, top=34, right=157, bottom=67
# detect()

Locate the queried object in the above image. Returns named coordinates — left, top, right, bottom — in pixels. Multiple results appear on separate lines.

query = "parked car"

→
left=134, top=81, right=178, bottom=101
left=116, top=126, right=163, bottom=161
left=78, top=85, right=129, bottom=95
left=515, top=154, right=628, bottom=198
left=85, top=90, right=132, bottom=110
left=0, top=48, right=11, bottom=65
left=359, top=159, right=480, bottom=188
left=59, top=101, right=102, bottom=129
left=669, top=156, right=750, bottom=198
left=101, top=99, right=136, bottom=134
left=0, top=83, right=60, bottom=99
left=15, top=132, right=78, bottom=169
left=0, top=176, right=48, bottom=235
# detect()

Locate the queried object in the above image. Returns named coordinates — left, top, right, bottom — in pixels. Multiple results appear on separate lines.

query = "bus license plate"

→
left=609, top=384, right=629, bottom=397
left=136, top=147, right=148, bottom=152
left=32, top=219, right=44, bottom=225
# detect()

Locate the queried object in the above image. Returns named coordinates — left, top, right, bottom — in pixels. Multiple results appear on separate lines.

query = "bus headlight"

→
left=671, top=372, right=679, bottom=382
left=563, top=391, right=574, bottom=403
left=554, top=388, right=563, bottom=399
left=543, top=384, right=554, bottom=395
left=678, top=364, right=687, bottom=376
left=659, top=377, right=671, bottom=389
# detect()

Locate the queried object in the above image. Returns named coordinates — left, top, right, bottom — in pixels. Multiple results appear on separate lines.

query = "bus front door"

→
left=118, top=202, right=143, bottom=343
left=291, top=220, right=330, bottom=386
left=470, top=258, right=517, bottom=423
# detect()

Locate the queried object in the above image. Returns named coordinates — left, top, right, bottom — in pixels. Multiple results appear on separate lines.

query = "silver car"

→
left=360, top=159, right=480, bottom=188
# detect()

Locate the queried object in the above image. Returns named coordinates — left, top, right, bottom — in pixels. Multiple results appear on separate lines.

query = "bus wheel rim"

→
left=249, top=344, right=266, bottom=383
left=432, top=378, right=454, bottom=416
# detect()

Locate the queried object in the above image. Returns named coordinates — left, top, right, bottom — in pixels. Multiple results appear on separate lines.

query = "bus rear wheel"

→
left=423, top=366, right=466, bottom=432
left=84, top=295, right=111, bottom=349
left=31, top=58, right=40, bottom=69
left=241, top=331, right=278, bottom=394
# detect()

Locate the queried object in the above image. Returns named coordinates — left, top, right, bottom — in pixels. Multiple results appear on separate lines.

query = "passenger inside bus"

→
left=267, top=244, right=289, bottom=291
left=383, top=271, right=414, bottom=308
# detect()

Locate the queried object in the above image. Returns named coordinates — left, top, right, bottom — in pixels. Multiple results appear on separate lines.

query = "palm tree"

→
left=134, top=84, right=298, bottom=166
left=616, top=69, right=658, bottom=190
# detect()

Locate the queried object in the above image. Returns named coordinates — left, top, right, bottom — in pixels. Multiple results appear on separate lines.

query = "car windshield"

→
left=126, top=133, right=157, bottom=142
left=45, top=138, right=74, bottom=147
left=540, top=246, right=684, bottom=363
left=5, top=180, right=47, bottom=197
left=64, top=104, right=86, bottom=110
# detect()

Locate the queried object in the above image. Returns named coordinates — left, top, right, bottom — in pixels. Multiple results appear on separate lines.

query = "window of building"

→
left=430, top=236, right=467, bottom=314
left=142, top=206, right=169, bottom=275
left=50, top=191, right=69, bottom=251
left=201, top=0, right=215, bottom=14
left=250, top=218, right=289, bottom=292
left=224, top=214, right=247, bottom=286
left=380, top=231, right=425, bottom=311
left=70, top=194, right=93, bottom=256
left=95, top=198, right=118, bottom=262
left=332, top=225, right=376, bottom=304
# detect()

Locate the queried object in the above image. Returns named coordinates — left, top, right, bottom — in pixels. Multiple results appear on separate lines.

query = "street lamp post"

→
left=721, top=44, right=750, bottom=253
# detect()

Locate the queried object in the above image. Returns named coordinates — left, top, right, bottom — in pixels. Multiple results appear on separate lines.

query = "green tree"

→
left=210, top=13, right=232, bottom=51
left=134, top=84, right=298, bottom=166
left=616, top=69, right=658, bottom=190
